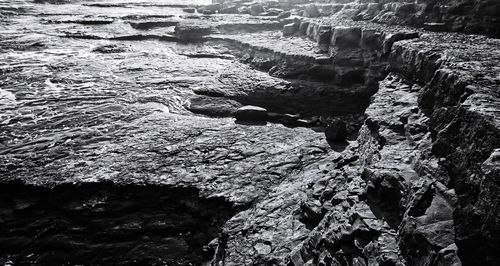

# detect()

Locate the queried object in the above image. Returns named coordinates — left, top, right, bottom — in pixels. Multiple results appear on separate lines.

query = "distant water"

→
left=89, top=0, right=211, bottom=4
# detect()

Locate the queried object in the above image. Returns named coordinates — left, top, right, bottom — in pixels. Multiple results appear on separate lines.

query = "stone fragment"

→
left=254, top=242, right=272, bottom=255
left=277, top=10, right=291, bottom=19
left=182, top=8, right=195, bottom=13
left=283, top=23, right=299, bottom=36
left=234, top=105, right=268, bottom=121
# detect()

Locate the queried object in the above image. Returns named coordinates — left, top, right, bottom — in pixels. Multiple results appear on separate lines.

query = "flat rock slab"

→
left=234, top=105, right=268, bottom=121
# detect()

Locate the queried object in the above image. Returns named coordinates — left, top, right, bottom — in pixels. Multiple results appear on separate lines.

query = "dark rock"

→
left=202, top=9, right=215, bottom=15
left=266, top=113, right=300, bottom=126
left=277, top=11, right=291, bottom=19
left=325, top=120, right=348, bottom=142
left=129, top=20, right=179, bottom=30
left=423, top=22, right=448, bottom=32
left=92, top=44, right=128, bottom=53
left=182, top=8, right=196, bottom=13
left=331, top=27, right=362, bottom=48
left=317, top=28, right=332, bottom=52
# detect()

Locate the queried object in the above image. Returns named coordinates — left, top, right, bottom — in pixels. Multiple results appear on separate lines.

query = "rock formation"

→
left=0, top=0, right=498, bottom=265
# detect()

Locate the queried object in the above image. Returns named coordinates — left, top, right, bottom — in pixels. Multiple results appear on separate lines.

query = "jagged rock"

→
left=436, top=244, right=462, bottom=266
left=399, top=218, right=456, bottom=266
left=234, top=105, right=268, bottom=121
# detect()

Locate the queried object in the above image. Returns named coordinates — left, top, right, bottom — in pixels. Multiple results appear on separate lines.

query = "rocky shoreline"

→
left=176, top=1, right=500, bottom=265
left=1, top=0, right=499, bottom=265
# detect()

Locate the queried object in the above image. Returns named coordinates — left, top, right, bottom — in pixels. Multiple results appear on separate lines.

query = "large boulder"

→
left=188, top=95, right=242, bottom=117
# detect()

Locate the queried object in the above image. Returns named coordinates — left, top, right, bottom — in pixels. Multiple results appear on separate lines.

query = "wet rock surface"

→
left=1, top=0, right=499, bottom=266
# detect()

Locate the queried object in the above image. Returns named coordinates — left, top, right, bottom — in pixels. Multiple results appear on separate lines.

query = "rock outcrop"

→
left=197, top=1, right=500, bottom=266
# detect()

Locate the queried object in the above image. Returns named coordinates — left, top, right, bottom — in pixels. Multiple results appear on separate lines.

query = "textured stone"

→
left=234, top=105, right=268, bottom=121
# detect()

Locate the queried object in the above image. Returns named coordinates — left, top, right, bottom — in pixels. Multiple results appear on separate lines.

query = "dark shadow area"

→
left=327, top=140, right=350, bottom=152
left=0, top=181, right=237, bottom=266
left=234, top=120, right=267, bottom=126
